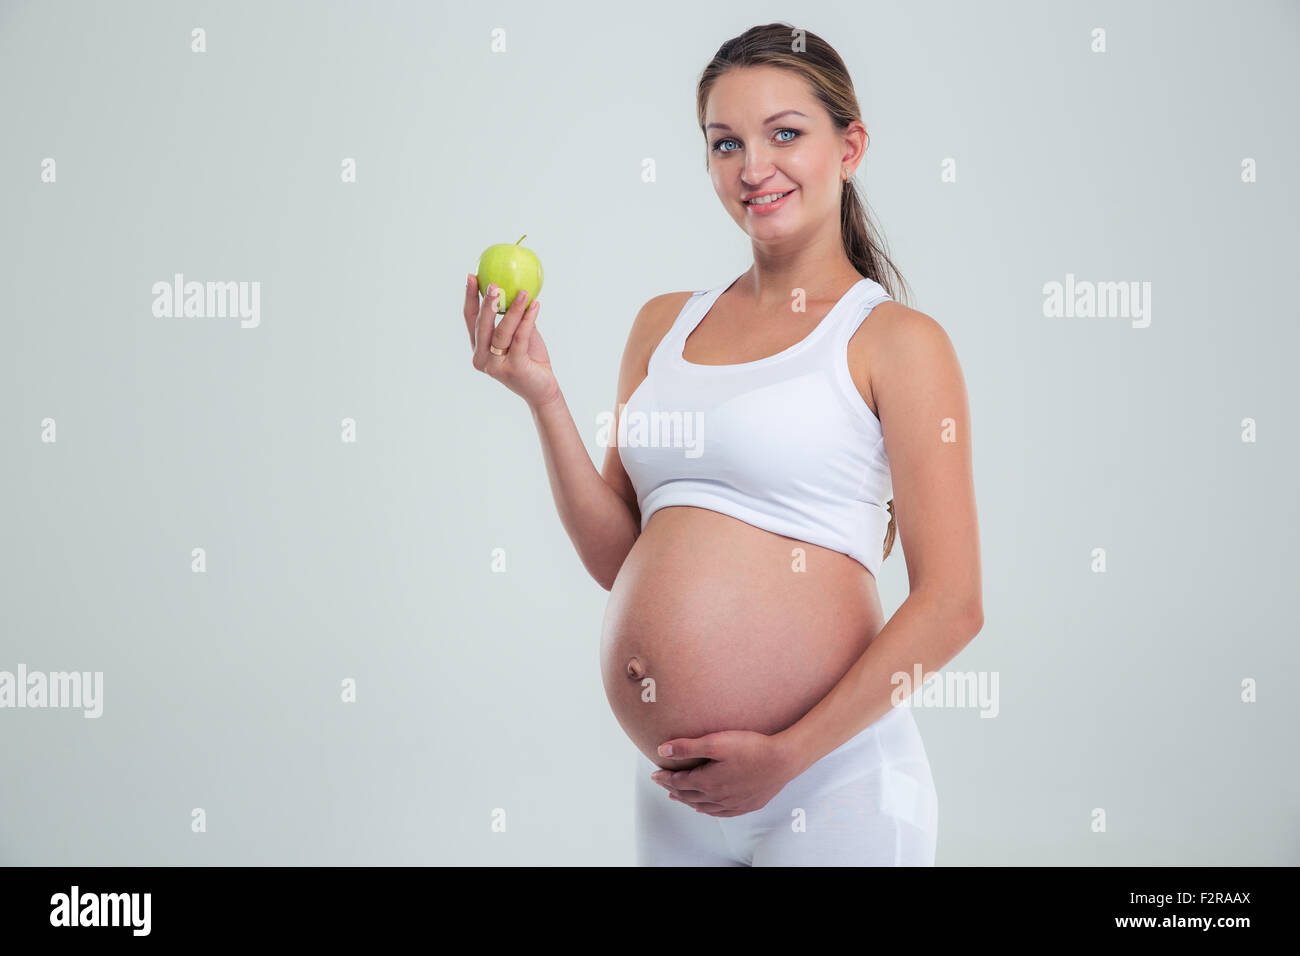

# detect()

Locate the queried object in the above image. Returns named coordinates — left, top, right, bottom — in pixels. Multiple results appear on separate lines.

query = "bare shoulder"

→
left=863, top=301, right=968, bottom=420
left=620, top=290, right=695, bottom=374
left=616, top=290, right=695, bottom=394
left=869, top=300, right=954, bottom=354
left=847, top=300, right=960, bottom=417
left=633, top=290, right=695, bottom=344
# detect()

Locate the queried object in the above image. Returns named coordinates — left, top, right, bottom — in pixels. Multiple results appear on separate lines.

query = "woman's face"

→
left=704, top=65, right=864, bottom=245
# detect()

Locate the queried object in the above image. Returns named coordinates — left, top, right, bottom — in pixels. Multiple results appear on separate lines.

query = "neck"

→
left=743, top=238, right=860, bottom=307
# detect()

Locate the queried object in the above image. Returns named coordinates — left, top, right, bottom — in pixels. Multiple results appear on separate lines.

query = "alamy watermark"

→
left=891, top=664, right=999, bottom=718
left=596, top=404, right=705, bottom=458
left=152, top=273, right=260, bottom=328
left=0, top=665, right=103, bottom=718
left=50, top=885, right=150, bottom=935
left=1042, top=273, right=1151, bottom=328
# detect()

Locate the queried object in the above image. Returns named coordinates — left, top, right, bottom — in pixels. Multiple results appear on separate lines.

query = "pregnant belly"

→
left=599, top=506, right=885, bottom=771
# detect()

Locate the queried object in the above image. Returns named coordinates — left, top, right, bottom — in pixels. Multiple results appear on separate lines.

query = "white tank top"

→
left=618, top=272, right=895, bottom=579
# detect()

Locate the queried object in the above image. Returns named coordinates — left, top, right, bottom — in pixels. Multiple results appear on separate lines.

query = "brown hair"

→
left=696, top=21, right=910, bottom=565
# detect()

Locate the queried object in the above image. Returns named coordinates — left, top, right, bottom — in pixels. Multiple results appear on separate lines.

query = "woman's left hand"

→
left=649, top=730, right=799, bottom=817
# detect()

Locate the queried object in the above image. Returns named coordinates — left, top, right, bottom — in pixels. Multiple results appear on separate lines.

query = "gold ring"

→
left=489, top=344, right=507, bottom=356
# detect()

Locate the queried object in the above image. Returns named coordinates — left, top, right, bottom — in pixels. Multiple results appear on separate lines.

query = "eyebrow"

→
left=705, top=109, right=808, bottom=132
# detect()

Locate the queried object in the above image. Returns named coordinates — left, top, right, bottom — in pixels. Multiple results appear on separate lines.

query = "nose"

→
left=741, top=156, right=776, bottom=188
left=741, top=145, right=778, bottom=187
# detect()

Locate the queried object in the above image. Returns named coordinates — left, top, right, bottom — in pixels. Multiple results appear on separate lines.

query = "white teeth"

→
left=746, top=190, right=791, bottom=205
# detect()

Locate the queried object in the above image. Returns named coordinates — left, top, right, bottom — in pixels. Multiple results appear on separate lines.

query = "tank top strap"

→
left=647, top=280, right=735, bottom=374
left=823, top=277, right=893, bottom=350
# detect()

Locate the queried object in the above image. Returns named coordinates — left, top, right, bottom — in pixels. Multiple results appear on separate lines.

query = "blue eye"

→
left=711, top=128, right=802, bottom=153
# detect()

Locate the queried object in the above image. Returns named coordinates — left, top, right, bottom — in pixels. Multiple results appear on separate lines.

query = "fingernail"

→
left=658, top=744, right=672, bottom=757
left=466, top=273, right=473, bottom=289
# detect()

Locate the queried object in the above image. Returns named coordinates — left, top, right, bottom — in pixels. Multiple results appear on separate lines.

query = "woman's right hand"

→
left=464, top=274, right=561, bottom=409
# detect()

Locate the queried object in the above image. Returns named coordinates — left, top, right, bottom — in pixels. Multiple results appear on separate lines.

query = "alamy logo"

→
left=596, top=405, right=705, bottom=458
left=151, top=273, right=261, bottom=328
left=0, top=664, right=103, bottom=718
left=49, top=885, right=150, bottom=936
left=890, top=664, right=999, bottom=718
left=1042, top=273, right=1151, bottom=328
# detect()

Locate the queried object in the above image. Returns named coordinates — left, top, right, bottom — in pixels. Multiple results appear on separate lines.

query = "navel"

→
left=625, top=656, right=645, bottom=680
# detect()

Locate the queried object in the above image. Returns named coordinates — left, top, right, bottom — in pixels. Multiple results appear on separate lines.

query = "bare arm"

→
left=529, top=390, right=639, bottom=591
left=523, top=294, right=684, bottom=590
left=775, top=305, right=984, bottom=775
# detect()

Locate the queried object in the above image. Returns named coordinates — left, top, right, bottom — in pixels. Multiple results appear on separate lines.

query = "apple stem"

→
left=516, top=234, right=526, bottom=245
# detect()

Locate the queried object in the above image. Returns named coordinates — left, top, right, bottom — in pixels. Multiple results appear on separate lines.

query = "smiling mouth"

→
left=744, top=189, right=794, bottom=206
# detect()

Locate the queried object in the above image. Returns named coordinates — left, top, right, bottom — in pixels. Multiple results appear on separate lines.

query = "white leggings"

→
left=634, top=705, right=938, bottom=866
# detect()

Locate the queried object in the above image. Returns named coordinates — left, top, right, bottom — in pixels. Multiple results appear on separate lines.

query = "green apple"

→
left=476, top=234, right=543, bottom=314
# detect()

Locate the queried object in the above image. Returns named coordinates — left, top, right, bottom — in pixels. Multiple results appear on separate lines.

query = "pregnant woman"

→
left=462, top=23, right=982, bottom=865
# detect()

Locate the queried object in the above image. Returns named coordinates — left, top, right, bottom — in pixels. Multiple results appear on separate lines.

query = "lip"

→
left=743, top=188, right=795, bottom=213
